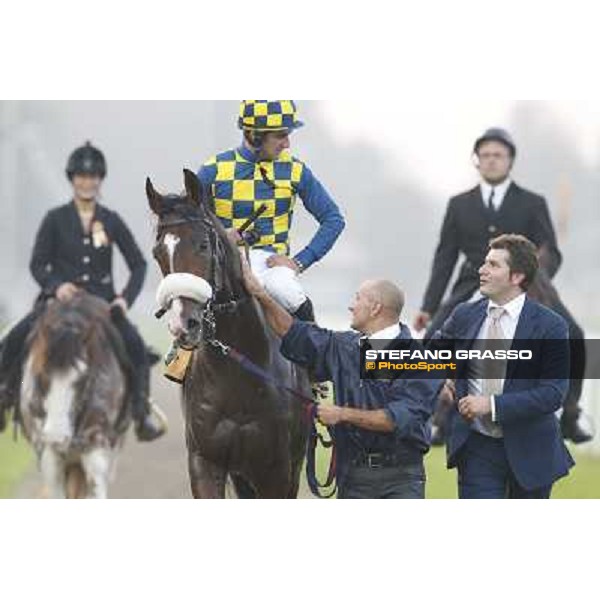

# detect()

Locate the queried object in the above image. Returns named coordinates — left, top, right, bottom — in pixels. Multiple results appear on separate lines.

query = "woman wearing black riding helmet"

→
left=0, top=142, right=165, bottom=441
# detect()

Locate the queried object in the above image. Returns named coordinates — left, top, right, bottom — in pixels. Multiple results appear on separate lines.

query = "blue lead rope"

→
left=305, top=403, right=337, bottom=498
left=208, top=339, right=337, bottom=498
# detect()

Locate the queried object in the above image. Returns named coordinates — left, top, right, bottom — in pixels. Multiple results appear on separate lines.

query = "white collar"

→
left=488, top=292, right=526, bottom=320
left=480, top=178, right=512, bottom=202
left=368, top=322, right=401, bottom=340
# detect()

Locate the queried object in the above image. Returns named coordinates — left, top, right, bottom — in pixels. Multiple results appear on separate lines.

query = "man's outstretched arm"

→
left=239, top=251, right=293, bottom=338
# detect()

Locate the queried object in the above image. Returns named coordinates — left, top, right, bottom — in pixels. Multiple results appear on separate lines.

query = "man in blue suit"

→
left=432, top=233, right=574, bottom=498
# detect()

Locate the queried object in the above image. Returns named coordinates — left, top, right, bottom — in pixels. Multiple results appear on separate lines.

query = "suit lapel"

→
left=464, top=300, right=488, bottom=344
left=506, top=297, right=539, bottom=380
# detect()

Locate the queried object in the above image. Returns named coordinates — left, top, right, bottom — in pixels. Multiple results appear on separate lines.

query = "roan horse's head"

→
left=147, top=169, right=240, bottom=348
left=23, top=293, right=127, bottom=498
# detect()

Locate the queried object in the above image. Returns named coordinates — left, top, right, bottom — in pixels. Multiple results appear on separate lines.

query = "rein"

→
left=207, top=338, right=337, bottom=498
left=156, top=204, right=336, bottom=498
left=155, top=211, right=246, bottom=319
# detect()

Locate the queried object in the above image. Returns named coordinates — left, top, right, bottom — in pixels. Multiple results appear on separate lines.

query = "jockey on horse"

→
left=196, top=100, right=345, bottom=325
left=0, top=141, right=165, bottom=442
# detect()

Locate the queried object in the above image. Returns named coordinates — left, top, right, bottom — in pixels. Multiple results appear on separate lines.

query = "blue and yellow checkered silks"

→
left=203, top=149, right=304, bottom=255
left=238, top=100, right=304, bottom=132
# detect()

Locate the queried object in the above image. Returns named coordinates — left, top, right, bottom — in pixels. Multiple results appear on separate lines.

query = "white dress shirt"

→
left=368, top=323, right=401, bottom=341
left=465, top=178, right=513, bottom=306
left=469, top=292, right=526, bottom=422
left=360, top=323, right=401, bottom=352
left=480, top=177, right=512, bottom=211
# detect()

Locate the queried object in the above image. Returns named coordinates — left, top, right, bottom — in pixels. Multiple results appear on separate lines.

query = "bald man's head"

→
left=349, top=279, right=405, bottom=334
left=362, top=280, right=405, bottom=319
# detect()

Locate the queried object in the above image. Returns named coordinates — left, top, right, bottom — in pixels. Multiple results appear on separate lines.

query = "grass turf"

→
left=305, top=442, right=600, bottom=499
left=0, top=427, right=35, bottom=498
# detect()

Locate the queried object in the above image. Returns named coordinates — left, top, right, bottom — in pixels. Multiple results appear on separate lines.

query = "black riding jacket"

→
left=29, top=200, right=147, bottom=307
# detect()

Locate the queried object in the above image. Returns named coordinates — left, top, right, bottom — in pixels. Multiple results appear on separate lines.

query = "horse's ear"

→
left=183, top=169, right=201, bottom=207
left=146, top=177, right=162, bottom=215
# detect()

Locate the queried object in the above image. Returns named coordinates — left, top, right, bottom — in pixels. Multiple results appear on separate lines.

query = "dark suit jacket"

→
left=29, top=201, right=147, bottom=306
left=421, top=183, right=562, bottom=316
left=432, top=297, right=574, bottom=490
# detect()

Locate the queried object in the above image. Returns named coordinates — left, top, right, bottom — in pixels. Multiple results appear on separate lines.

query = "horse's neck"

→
left=211, top=224, right=275, bottom=361
left=215, top=296, right=271, bottom=362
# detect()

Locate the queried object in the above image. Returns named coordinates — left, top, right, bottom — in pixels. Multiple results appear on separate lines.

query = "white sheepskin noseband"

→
left=156, top=273, right=213, bottom=310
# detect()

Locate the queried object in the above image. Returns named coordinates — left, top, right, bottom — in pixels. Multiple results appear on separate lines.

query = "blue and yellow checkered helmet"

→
left=238, top=100, right=304, bottom=132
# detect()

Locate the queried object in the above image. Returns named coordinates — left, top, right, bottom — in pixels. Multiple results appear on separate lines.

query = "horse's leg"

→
left=230, top=474, right=257, bottom=499
left=65, top=464, right=87, bottom=499
left=81, top=447, right=112, bottom=499
left=287, top=460, right=303, bottom=499
left=188, top=452, right=226, bottom=498
left=253, top=465, right=292, bottom=499
left=40, top=446, right=66, bottom=499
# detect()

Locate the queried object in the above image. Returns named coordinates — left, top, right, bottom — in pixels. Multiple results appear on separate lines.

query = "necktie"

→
left=487, top=187, right=496, bottom=212
left=480, top=306, right=506, bottom=436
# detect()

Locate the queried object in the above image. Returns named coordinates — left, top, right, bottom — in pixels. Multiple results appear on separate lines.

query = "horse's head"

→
left=25, top=294, right=123, bottom=449
left=147, top=169, right=239, bottom=347
left=30, top=296, right=96, bottom=387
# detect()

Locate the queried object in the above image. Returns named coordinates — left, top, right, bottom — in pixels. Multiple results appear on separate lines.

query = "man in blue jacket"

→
left=240, top=252, right=440, bottom=499
left=432, top=233, right=574, bottom=498
left=197, top=100, right=345, bottom=322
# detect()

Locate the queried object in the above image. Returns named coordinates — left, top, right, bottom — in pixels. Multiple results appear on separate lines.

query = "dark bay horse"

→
left=147, top=169, right=310, bottom=498
left=20, top=293, right=130, bottom=498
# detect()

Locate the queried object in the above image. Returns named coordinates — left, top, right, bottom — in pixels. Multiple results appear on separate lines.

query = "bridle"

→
left=154, top=202, right=337, bottom=498
left=155, top=210, right=247, bottom=345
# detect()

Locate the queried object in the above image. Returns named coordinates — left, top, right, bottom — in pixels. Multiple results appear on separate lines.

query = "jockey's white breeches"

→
left=249, top=249, right=307, bottom=313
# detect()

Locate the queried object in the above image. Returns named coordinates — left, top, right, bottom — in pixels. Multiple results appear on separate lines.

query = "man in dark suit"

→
left=415, top=128, right=590, bottom=443
left=432, top=234, right=574, bottom=498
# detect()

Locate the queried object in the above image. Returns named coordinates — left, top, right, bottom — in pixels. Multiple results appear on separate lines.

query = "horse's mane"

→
left=28, top=294, right=129, bottom=396
left=154, top=194, right=201, bottom=219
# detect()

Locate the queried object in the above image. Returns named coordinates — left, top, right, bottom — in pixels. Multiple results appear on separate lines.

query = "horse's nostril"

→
left=187, top=318, right=201, bottom=330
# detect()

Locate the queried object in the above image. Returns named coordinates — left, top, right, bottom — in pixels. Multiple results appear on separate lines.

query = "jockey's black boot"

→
left=561, top=411, right=593, bottom=444
left=0, top=312, right=39, bottom=432
left=111, top=309, right=166, bottom=442
left=293, top=297, right=315, bottom=322
left=146, top=346, right=161, bottom=367
left=0, top=370, right=22, bottom=433
left=0, top=345, right=23, bottom=433
left=0, top=348, right=9, bottom=432
left=0, top=385, right=7, bottom=432
left=131, top=363, right=166, bottom=442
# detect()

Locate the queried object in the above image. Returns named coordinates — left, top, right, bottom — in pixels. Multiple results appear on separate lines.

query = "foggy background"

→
left=0, top=100, right=599, bottom=332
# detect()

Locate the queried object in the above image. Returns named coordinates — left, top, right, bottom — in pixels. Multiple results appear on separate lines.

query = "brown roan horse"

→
left=20, top=293, right=130, bottom=498
left=147, top=169, right=310, bottom=498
